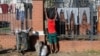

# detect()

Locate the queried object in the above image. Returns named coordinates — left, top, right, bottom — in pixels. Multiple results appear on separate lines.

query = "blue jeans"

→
left=19, top=11, right=25, bottom=21
left=16, top=9, right=20, bottom=20
left=16, top=10, right=25, bottom=21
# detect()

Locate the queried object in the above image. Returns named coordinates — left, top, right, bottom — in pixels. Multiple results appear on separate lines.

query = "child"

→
left=44, top=7, right=58, bottom=53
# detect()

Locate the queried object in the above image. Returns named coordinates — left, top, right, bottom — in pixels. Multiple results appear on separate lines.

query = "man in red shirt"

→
left=45, top=7, right=58, bottom=53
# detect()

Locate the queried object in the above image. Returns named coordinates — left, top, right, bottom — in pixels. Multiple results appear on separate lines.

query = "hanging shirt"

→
left=16, top=3, right=21, bottom=9
left=16, top=3, right=25, bottom=11
left=19, top=3, right=25, bottom=11
left=1, top=4, right=9, bottom=14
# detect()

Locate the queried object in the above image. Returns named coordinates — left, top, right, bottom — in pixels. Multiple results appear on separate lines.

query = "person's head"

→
left=82, top=10, right=87, bottom=25
left=48, top=8, right=55, bottom=19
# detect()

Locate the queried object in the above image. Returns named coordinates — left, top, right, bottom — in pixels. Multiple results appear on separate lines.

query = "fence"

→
left=44, top=7, right=99, bottom=41
left=0, top=5, right=32, bottom=35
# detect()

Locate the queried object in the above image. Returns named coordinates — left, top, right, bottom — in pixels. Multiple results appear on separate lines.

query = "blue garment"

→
left=19, top=11, right=25, bottom=21
left=16, top=9, right=20, bottom=20
left=16, top=9, right=25, bottom=21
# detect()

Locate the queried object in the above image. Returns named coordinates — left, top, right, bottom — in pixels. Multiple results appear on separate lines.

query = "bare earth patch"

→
left=0, top=50, right=100, bottom=56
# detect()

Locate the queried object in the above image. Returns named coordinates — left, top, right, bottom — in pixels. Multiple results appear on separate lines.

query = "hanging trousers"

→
left=24, top=3, right=33, bottom=19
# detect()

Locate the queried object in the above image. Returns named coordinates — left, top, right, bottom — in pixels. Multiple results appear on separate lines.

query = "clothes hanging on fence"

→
left=9, top=0, right=17, bottom=13
left=21, top=0, right=33, bottom=19
left=16, top=3, right=25, bottom=21
left=16, top=3, right=20, bottom=20
left=1, top=4, right=9, bottom=14
left=79, top=8, right=90, bottom=35
left=0, top=7, right=2, bottom=13
left=57, top=8, right=67, bottom=20
left=24, top=3, right=33, bottom=19
left=57, top=8, right=66, bottom=35
left=79, top=8, right=90, bottom=24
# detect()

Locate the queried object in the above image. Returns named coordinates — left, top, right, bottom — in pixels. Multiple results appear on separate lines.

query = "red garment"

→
left=1, top=4, right=9, bottom=14
left=48, top=19, right=56, bottom=34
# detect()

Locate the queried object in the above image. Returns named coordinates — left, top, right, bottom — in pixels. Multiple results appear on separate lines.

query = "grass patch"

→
left=84, top=50, right=100, bottom=54
left=0, top=27, right=11, bottom=34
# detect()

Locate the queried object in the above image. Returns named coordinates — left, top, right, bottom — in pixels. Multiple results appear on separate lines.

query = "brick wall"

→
left=59, top=41, right=100, bottom=52
left=32, top=1, right=43, bottom=31
left=0, top=35, right=16, bottom=49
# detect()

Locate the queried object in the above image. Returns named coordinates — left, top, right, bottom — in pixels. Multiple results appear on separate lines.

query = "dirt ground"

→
left=0, top=49, right=100, bottom=56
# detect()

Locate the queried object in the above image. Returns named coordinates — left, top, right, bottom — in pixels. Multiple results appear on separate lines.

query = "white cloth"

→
left=9, top=0, right=16, bottom=13
left=79, top=7, right=90, bottom=24
left=16, top=3, right=21, bottom=9
left=57, top=8, right=66, bottom=19
left=0, top=7, right=2, bottom=13
left=41, top=45, right=48, bottom=56
left=67, top=8, right=78, bottom=25
left=16, top=3, right=25, bottom=11
left=19, top=3, right=25, bottom=11
left=57, top=8, right=78, bottom=25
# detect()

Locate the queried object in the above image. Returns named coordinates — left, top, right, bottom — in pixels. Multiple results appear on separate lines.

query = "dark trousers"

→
left=60, top=22, right=65, bottom=35
left=16, top=9, right=19, bottom=20
left=24, top=3, right=33, bottom=19
left=74, top=25, right=79, bottom=35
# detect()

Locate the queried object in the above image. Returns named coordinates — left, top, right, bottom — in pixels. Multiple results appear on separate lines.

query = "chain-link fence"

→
left=44, top=0, right=100, bottom=41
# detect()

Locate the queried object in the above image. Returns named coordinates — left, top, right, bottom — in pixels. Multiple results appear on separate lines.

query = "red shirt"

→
left=48, top=19, right=56, bottom=34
